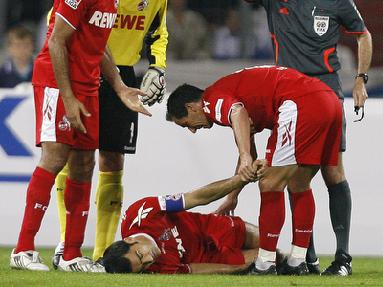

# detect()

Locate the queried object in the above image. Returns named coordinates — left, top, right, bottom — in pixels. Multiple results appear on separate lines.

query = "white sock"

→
left=256, top=248, right=276, bottom=270
left=287, top=245, right=307, bottom=267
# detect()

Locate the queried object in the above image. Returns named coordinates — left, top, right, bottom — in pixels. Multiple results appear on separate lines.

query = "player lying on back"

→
left=102, top=160, right=267, bottom=274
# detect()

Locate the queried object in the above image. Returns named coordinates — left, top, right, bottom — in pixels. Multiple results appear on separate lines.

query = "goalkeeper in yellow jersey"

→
left=53, top=0, right=168, bottom=268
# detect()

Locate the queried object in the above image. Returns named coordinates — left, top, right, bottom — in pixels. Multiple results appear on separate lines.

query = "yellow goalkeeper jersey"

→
left=109, top=0, right=168, bottom=69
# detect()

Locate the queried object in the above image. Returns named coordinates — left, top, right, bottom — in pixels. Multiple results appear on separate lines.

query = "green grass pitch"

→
left=1, top=247, right=383, bottom=287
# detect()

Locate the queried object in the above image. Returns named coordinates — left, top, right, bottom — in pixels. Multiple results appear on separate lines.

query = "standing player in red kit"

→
left=10, top=0, right=150, bottom=272
left=166, top=66, right=342, bottom=275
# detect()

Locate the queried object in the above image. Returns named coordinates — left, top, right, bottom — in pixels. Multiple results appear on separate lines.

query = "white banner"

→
left=0, top=83, right=382, bottom=255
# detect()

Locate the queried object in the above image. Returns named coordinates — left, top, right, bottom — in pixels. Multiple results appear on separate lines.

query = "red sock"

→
left=15, top=167, right=55, bottom=252
left=259, top=191, right=285, bottom=252
left=63, top=178, right=91, bottom=261
left=291, top=189, right=315, bottom=248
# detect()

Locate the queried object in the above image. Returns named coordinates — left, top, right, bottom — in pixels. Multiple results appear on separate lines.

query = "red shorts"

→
left=195, top=213, right=246, bottom=265
left=266, top=91, right=342, bottom=166
left=34, top=86, right=99, bottom=150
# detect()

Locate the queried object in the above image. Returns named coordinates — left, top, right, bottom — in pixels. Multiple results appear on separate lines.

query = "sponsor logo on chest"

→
left=113, top=14, right=145, bottom=30
left=89, top=11, right=117, bottom=28
left=313, top=15, right=329, bottom=36
left=171, top=226, right=186, bottom=258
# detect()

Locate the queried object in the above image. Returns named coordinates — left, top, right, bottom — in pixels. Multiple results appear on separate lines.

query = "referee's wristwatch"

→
left=355, top=73, right=368, bottom=84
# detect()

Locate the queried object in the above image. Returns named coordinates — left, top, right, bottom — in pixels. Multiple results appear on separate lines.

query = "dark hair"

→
left=166, top=84, right=204, bottom=121
left=102, top=240, right=133, bottom=273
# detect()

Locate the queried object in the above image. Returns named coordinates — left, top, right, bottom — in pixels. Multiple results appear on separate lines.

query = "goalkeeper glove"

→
left=140, top=67, right=166, bottom=106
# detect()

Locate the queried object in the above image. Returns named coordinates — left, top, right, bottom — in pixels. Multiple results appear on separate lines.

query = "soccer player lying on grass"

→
left=102, top=160, right=266, bottom=274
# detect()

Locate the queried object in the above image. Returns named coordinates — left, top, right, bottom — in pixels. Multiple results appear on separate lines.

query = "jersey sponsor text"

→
left=113, top=14, right=145, bottom=30
left=89, top=11, right=117, bottom=29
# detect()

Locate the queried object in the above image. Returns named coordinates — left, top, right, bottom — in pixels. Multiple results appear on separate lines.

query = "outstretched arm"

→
left=100, top=47, right=151, bottom=116
left=184, top=175, right=247, bottom=210
left=160, top=160, right=266, bottom=212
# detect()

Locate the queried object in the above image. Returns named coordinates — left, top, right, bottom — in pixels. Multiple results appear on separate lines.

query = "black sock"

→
left=306, top=234, right=318, bottom=263
left=328, top=180, right=351, bottom=255
left=288, top=191, right=317, bottom=263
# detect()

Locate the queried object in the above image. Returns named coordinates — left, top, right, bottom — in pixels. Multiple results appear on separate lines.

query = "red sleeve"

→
left=121, top=197, right=162, bottom=238
left=56, top=0, right=90, bottom=29
left=203, top=86, right=243, bottom=126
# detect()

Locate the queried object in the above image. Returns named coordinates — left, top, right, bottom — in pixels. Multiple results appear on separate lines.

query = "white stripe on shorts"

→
left=40, top=87, right=59, bottom=142
left=272, top=100, right=297, bottom=166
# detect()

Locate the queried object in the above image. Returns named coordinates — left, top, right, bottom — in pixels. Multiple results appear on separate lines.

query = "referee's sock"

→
left=328, top=180, right=351, bottom=255
left=92, top=171, right=123, bottom=261
left=55, top=164, right=69, bottom=243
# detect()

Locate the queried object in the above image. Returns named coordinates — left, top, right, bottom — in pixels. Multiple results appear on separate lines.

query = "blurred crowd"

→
left=0, top=0, right=381, bottom=88
left=0, top=0, right=275, bottom=88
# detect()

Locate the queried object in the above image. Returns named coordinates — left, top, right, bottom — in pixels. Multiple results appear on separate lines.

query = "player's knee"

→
left=69, top=157, right=95, bottom=182
left=258, top=177, right=287, bottom=192
left=39, top=156, right=68, bottom=175
left=287, top=181, right=311, bottom=193
left=321, top=165, right=346, bottom=186
left=99, top=151, right=124, bottom=171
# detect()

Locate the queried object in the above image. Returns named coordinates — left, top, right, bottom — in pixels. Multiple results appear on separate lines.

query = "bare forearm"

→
left=357, top=31, right=372, bottom=74
left=100, top=47, right=125, bottom=93
left=231, top=106, right=251, bottom=157
left=48, top=37, right=73, bottom=99
left=189, top=263, right=250, bottom=274
left=184, top=175, right=246, bottom=209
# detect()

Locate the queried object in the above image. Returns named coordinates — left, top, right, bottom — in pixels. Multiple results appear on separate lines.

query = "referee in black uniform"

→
left=236, top=0, right=372, bottom=276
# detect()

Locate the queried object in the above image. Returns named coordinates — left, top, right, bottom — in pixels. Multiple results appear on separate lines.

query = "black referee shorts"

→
left=99, top=66, right=138, bottom=154
left=315, top=73, right=346, bottom=152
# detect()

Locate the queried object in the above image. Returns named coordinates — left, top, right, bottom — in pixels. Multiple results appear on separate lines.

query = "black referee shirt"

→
left=257, top=0, right=367, bottom=95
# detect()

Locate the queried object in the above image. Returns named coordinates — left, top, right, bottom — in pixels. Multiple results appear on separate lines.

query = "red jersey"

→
left=203, top=66, right=334, bottom=133
left=121, top=196, right=246, bottom=274
left=32, top=0, right=118, bottom=95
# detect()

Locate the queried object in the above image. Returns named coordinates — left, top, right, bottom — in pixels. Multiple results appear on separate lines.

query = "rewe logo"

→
left=114, top=14, right=145, bottom=30
left=89, top=11, right=117, bottom=29
left=34, top=203, right=48, bottom=211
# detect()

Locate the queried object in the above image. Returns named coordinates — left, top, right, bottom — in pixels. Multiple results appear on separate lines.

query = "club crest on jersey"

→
left=114, top=0, right=119, bottom=9
left=58, top=116, right=71, bottom=131
left=65, top=0, right=82, bottom=10
left=137, top=0, right=149, bottom=11
left=314, top=15, right=329, bottom=36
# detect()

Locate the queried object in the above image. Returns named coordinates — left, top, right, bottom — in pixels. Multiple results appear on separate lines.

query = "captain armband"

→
left=158, top=194, right=185, bottom=212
